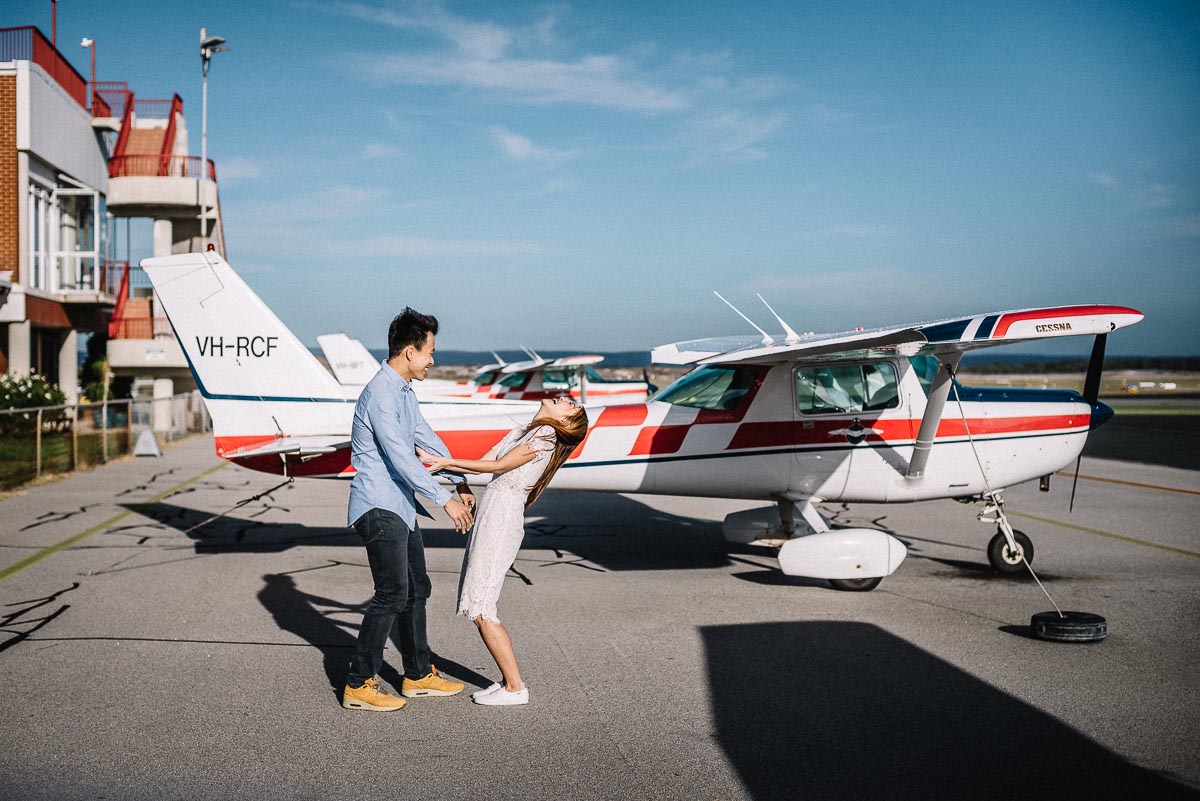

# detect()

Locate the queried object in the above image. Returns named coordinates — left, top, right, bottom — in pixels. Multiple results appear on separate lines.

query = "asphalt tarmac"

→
left=1, top=434, right=1197, bottom=801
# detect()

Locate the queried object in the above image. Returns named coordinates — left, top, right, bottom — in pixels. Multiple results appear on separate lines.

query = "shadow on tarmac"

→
left=124, top=490, right=734, bottom=573
left=256, top=572, right=490, bottom=695
left=701, top=621, right=1200, bottom=801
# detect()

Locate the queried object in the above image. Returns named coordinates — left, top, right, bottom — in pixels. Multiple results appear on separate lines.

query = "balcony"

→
left=0, top=26, right=88, bottom=110
left=107, top=154, right=218, bottom=217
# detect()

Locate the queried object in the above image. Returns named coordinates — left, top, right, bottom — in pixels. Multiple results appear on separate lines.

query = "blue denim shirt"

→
left=347, top=361, right=456, bottom=528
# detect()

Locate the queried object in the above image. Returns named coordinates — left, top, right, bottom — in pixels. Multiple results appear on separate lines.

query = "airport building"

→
left=0, top=23, right=224, bottom=403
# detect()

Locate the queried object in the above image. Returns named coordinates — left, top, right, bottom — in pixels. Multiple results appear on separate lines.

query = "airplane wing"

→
left=651, top=305, right=1143, bottom=366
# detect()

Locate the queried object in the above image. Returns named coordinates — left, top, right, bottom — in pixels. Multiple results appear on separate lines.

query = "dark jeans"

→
left=346, top=508, right=433, bottom=688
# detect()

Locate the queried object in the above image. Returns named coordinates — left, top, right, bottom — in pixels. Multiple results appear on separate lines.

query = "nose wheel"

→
left=987, top=528, right=1033, bottom=574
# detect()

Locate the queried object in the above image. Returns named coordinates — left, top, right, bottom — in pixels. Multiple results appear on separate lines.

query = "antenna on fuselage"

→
left=756, top=293, right=802, bottom=344
left=491, top=351, right=507, bottom=366
left=521, top=345, right=542, bottom=361
left=714, top=292, right=773, bottom=345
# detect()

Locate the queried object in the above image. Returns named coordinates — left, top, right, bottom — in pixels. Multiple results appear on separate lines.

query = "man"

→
left=342, top=307, right=476, bottom=711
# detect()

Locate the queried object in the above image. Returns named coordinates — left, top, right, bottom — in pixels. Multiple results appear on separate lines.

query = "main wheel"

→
left=987, top=529, right=1033, bottom=574
left=828, top=577, right=883, bottom=592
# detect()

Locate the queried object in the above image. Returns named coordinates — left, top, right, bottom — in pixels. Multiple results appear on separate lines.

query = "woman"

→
left=423, top=396, right=588, bottom=706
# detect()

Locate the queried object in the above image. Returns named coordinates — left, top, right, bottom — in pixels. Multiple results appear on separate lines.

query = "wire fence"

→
left=0, top=392, right=210, bottom=491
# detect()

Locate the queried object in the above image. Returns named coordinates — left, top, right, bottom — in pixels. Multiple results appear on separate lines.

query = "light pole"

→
left=80, top=37, right=94, bottom=112
left=199, top=28, right=228, bottom=251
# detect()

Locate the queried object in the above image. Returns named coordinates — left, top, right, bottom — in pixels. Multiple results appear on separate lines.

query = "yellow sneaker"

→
left=401, top=665, right=465, bottom=698
left=342, top=676, right=406, bottom=711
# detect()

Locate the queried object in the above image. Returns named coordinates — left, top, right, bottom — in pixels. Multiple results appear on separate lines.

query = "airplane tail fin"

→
left=140, top=252, right=353, bottom=442
left=317, top=333, right=379, bottom=386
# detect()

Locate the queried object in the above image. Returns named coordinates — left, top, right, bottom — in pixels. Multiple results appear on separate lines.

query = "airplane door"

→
left=792, top=362, right=904, bottom=502
left=791, top=364, right=857, bottom=499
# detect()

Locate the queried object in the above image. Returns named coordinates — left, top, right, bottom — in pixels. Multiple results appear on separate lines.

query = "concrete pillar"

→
left=152, top=377, right=173, bottom=433
left=58, top=329, right=78, bottom=404
left=7, top=320, right=31, bottom=375
left=152, top=219, right=173, bottom=258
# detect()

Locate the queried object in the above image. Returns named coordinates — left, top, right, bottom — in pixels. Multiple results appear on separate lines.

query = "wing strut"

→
left=906, top=353, right=962, bottom=479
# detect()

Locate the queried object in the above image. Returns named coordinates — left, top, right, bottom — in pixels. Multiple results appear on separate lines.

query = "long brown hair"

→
left=522, top=406, right=589, bottom=508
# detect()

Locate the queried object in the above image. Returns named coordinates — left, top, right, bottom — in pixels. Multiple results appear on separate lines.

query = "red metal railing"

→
left=133, top=98, right=176, bottom=119
left=92, top=81, right=131, bottom=118
left=91, top=91, right=111, bottom=117
left=107, top=263, right=171, bottom=340
left=158, top=94, right=183, bottom=174
left=108, top=317, right=173, bottom=340
left=0, top=26, right=88, bottom=109
left=108, top=155, right=216, bottom=181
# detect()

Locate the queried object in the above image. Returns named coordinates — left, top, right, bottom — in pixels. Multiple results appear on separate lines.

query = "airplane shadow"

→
left=123, top=489, right=734, bottom=573
left=702, top=621, right=1200, bottom=801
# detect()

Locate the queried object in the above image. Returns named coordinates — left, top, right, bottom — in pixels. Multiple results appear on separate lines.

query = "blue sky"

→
left=9, top=1, right=1199, bottom=355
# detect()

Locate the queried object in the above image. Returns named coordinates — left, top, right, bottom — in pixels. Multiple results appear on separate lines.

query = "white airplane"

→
left=316, top=332, right=460, bottom=394
left=423, top=349, right=652, bottom=405
left=316, top=333, right=378, bottom=385
left=141, top=251, right=1142, bottom=591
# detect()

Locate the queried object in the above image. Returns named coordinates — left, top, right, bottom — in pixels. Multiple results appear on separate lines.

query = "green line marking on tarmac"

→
left=0, top=462, right=228, bottom=583
left=1006, top=510, right=1200, bottom=559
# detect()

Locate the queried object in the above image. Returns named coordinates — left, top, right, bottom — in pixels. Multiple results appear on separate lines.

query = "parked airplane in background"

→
left=142, top=252, right=1142, bottom=591
left=316, top=332, right=459, bottom=394
left=422, top=349, right=653, bottom=405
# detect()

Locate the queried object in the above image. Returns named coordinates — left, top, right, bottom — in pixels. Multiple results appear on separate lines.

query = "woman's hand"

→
left=425, top=456, right=455, bottom=473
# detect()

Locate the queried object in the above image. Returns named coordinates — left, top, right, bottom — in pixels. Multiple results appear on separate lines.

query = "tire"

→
left=1031, top=611, right=1107, bottom=643
left=987, top=529, right=1033, bottom=574
left=828, top=576, right=883, bottom=592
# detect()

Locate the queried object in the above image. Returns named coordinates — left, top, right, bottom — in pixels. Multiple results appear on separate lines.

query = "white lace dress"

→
left=457, top=425, right=556, bottom=622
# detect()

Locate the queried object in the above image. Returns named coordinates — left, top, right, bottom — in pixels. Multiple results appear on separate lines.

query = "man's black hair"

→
left=388, top=307, right=439, bottom=358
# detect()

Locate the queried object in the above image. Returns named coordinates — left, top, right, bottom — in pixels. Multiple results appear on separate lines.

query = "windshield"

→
left=472, top=371, right=498, bottom=386
left=652, top=365, right=759, bottom=411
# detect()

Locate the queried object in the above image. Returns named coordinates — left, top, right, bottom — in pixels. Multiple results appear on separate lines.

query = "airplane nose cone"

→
left=1089, top=400, right=1114, bottom=430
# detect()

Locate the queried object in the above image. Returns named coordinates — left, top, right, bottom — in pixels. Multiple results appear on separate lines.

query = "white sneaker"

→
left=470, top=682, right=502, bottom=701
left=473, top=686, right=528, bottom=706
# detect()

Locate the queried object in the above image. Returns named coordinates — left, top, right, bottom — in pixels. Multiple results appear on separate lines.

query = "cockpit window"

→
left=653, top=365, right=759, bottom=411
left=796, top=362, right=899, bottom=415
left=499, top=372, right=527, bottom=388
left=472, top=371, right=498, bottom=386
left=541, top=369, right=578, bottom=389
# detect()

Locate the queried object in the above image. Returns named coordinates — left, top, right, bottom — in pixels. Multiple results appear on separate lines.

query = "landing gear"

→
left=987, top=528, right=1033, bottom=574
left=829, top=577, right=883, bottom=592
left=977, top=493, right=1035, bottom=574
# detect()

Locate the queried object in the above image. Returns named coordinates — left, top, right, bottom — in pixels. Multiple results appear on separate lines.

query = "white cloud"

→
left=1088, top=171, right=1117, bottom=188
left=216, top=157, right=264, bottom=184
left=363, top=143, right=400, bottom=159
left=490, top=126, right=577, bottom=164
left=682, top=110, right=788, bottom=163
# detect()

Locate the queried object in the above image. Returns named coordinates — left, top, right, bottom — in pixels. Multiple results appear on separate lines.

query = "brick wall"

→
left=0, top=75, right=17, bottom=282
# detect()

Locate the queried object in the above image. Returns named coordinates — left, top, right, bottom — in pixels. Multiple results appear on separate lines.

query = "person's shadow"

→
left=257, top=572, right=490, bottom=700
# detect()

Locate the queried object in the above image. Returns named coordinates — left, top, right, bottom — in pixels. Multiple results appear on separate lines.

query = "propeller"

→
left=1070, top=333, right=1108, bottom=512
left=642, top=367, right=659, bottom=395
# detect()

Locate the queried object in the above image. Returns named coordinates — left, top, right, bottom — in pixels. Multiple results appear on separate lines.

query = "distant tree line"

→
left=959, top=357, right=1200, bottom=374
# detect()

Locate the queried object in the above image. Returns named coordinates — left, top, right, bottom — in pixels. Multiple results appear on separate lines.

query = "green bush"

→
left=0, top=372, right=67, bottom=410
left=0, top=373, right=69, bottom=436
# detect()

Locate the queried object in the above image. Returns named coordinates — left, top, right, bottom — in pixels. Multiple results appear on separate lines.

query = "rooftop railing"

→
left=0, top=26, right=88, bottom=110
left=108, top=154, right=217, bottom=180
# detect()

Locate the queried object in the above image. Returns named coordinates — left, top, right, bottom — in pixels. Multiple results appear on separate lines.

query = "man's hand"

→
left=444, top=497, right=473, bottom=533
left=457, top=483, right=476, bottom=512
